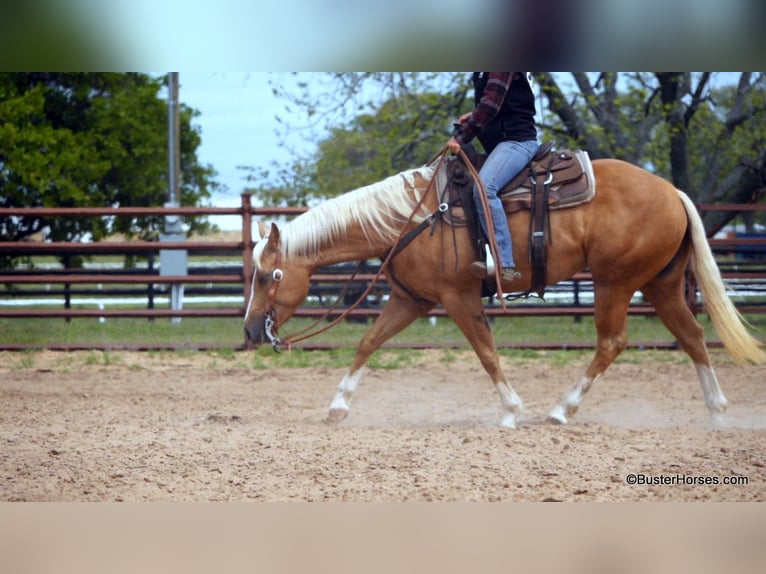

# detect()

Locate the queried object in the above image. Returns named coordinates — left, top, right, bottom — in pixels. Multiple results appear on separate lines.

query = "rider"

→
left=447, top=72, right=539, bottom=284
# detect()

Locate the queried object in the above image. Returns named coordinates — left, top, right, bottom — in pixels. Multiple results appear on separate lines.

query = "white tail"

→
left=677, top=190, right=766, bottom=364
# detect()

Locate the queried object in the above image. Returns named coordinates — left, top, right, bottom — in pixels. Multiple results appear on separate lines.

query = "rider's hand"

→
left=447, top=137, right=462, bottom=155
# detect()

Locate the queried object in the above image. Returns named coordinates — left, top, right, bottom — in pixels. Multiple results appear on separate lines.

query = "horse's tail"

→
left=677, top=189, right=766, bottom=364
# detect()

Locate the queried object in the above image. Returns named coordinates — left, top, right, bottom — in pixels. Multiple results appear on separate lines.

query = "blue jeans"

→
left=473, top=139, right=539, bottom=268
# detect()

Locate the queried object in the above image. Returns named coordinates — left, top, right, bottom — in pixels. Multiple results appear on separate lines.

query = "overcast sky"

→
left=178, top=73, right=294, bottom=199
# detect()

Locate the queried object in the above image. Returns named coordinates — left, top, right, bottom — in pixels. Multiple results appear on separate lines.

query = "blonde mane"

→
left=280, top=164, right=436, bottom=258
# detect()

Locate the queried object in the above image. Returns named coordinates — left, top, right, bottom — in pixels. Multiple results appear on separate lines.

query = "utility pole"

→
left=160, top=72, right=187, bottom=324
left=167, top=72, right=180, bottom=206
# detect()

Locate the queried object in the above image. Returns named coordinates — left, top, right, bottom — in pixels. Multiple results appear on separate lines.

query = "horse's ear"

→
left=265, top=223, right=280, bottom=253
left=257, top=220, right=269, bottom=239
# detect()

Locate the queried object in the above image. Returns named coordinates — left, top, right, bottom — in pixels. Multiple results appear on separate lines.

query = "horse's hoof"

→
left=500, top=413, right=517, bottom=429
left=325, top=408, right=349, bottom=424
left=546, top=406, right=568, bottom=425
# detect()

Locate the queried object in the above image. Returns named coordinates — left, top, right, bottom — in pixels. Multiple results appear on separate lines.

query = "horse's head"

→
left=243, top=222, right=311, bottom=349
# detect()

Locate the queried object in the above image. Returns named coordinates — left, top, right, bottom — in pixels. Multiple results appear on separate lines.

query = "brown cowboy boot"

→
left=469, top=261, right=521, bottom=282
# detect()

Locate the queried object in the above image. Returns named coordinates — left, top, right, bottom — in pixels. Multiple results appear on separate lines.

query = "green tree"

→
left=0, top=73, right=218, bottom=254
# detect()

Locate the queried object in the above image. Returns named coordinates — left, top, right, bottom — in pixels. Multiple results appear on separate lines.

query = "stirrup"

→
left=483, top=244, right=496, bottom=276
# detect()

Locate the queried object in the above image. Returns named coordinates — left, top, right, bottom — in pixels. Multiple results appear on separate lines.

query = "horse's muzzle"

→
left=244, top=311, right=283, bottom=351
left=243, top=314, right=269, bottom=345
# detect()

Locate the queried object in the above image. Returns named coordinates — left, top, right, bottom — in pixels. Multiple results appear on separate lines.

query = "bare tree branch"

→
left=532, top=72, right=609, bottom=158
left=701, top=73, right=764, bottom=196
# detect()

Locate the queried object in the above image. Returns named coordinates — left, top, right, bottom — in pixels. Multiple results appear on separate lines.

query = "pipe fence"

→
left=1, top=194, right=764, bottom=350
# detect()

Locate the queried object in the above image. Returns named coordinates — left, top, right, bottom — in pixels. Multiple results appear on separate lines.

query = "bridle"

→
left=258, top=242, right=285, bottom=350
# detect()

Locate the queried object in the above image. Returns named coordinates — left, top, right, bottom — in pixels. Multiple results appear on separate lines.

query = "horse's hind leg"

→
left=547, top=286, right=632, bottom=424
left=641, top=275, right=728, bottom=423
left=325, top=293, right=434, bottom=423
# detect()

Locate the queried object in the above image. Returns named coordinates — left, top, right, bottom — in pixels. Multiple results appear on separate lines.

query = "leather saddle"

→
left=499, top=142, right=595, bottom=214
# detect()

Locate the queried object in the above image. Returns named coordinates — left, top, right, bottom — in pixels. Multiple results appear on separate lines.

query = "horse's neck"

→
left=290, top=225, right=394, bottom=271
left=318, top=244, right=387, bottom=268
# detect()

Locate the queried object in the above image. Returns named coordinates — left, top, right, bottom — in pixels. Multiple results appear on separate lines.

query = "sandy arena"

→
left=1, top=350, right=764, bottom=501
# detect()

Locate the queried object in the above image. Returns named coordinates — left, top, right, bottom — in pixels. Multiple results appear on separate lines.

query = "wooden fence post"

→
left=241, top=192, right=254, bottom=348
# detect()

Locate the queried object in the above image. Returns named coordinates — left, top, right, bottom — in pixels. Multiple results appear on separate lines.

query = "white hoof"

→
left=546, top=405, right=568, bottom=425
left=500, top=413, right=517, bottom=429
left=325, top=407, right=349, bottom=424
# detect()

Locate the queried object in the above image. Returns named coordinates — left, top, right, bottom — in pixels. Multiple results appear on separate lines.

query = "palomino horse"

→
left=243, top=157, right=765, bottom=428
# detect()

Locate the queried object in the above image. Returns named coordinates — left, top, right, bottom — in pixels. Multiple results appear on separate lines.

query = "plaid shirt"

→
left=453, top=72, right=515, bottom=146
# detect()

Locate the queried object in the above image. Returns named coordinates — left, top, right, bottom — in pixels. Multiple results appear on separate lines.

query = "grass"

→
left=2, top=313, right=753, bottom=372
left=2, top=301, right=763, bottom=373
left=0, top=311, right=748, bottom=349
left=0, top=317, right=245, bottom=348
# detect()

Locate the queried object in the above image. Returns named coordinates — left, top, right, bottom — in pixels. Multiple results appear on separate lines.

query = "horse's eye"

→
left=256, top=270, right=270, bottom=286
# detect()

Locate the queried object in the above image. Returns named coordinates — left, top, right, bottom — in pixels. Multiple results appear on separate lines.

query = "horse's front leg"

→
left=326, top=293, right=434, bottom=423
left=441, top=293, right=523, bottom=428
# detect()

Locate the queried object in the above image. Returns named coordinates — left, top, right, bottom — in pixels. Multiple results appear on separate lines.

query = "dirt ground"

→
left=1, top=350, right=764, bottom=501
